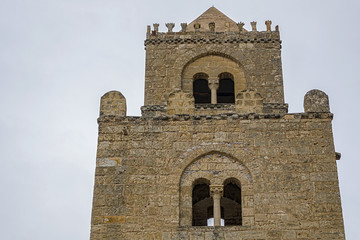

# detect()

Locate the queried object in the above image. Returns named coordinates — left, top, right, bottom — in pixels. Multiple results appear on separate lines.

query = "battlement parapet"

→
left=147, top=20, right=278, bottom=35
left=145, top=31, right=281, bottom=46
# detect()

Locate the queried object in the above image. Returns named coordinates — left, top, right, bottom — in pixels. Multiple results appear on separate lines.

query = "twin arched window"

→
left=193, top=72, right=235, bottom=104
left=192, top=178, right=242, bottom=226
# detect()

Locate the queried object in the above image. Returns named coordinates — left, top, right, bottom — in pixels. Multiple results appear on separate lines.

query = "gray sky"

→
left=0, top=0, right=359, bottom=239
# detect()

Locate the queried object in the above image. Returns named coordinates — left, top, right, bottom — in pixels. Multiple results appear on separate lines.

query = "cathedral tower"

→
left=90, top=7, right=345, bottom=239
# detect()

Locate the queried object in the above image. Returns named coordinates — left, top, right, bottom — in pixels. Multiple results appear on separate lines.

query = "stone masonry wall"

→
left=90, top=112, right=345, bottom=240
left=144, top=31, right=284, bottom=106
left=91, top=8, right=344, bottom=240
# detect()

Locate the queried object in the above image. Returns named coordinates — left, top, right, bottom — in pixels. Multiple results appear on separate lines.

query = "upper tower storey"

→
left=143, top=7, right=287, bottom=116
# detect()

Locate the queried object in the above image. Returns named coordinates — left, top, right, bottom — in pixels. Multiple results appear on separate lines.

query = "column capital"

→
left=208, top=79, right=219, bottom=89
left=210, top=185, right=223, bottom=197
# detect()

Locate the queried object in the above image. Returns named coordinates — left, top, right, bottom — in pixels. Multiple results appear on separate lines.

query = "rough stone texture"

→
left=100, top=91, right=127, bottom=117
left=235, top=89, right=263, bottom=114
left=187, top=7, right=242, bottom=33
left=167, top=91, right=195, bottom=115
left=304, top=89, right=330, bottom=113
left=144, top=30, right=284, bottom=107
left=90, top=7, right=345, bottom=240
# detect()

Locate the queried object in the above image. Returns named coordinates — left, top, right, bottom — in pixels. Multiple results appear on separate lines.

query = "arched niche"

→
left=181, top=55, right=246, bottom=101
left=179, top=151, right=253, bottom=227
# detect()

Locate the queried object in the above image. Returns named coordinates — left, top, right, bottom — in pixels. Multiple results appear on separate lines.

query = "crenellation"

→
left=304, top=89, right=330, bottom=113
left=265, top=20, right=272, bottom=32
left=145, top=25, right=280, bottom=37
left=153, top=23, right=159, bottom=34
left=165, top=23, right=175, bottom=33
left=250, top=21, right=257, bottom=31
left=180, top=23, right=187, bottom=32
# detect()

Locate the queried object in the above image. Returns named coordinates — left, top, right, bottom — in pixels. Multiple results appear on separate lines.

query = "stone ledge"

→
left=263, top=102, right=288, bottom=114
left=195, top=103, right=235, bottom=110
left=145, top=37, right=281, bottom=46
left=145, top=31, right=281, bottom=46
left=177, top=225, right=252, bottom=231
left=98, top=112, right=333, bottom=123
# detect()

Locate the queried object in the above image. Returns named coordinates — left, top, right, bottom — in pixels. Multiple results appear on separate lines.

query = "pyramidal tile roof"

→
left=188, top=7, right=245, bottom=32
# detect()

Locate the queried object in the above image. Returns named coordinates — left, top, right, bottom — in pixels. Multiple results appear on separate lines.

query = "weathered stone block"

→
left=100, top=91, right=127, bottom=116
left=304, top=89, right=330, bottom=113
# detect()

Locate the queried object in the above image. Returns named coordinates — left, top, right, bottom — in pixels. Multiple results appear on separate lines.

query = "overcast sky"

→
left=0, top=0, right=359, bottom=239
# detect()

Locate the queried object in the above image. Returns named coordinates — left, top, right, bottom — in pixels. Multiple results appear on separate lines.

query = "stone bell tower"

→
left=90, top=7, right=345, bottom=240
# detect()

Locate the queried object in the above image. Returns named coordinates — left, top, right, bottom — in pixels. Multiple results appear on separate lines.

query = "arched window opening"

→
left=193, top=73, right=211, bottom=104
left=217, top=72, right=235, bottom=103
left=222, top=179, right=242, bottom=226
left=192, top=179, right=211, bottom=226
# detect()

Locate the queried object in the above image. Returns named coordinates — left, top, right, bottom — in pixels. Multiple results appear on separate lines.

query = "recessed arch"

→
left=181, top=52, right=244, bottom=80
left=178, top=151, right=254, bottom=226
left=181, top=53, right=246, bottom=101
left=193, top=72, right=209, bottom=80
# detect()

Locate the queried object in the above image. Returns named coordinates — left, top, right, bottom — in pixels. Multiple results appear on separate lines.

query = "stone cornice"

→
left=144, top=31, right=281, bottom=46
left=98, top=112, right=333, bottom=123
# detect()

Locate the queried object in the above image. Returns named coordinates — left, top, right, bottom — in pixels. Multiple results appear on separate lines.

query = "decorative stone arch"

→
left=178, top=150, right=254, bottom=226
left=170, top=142, right=256, bottom=171
left=193, top=72, right=209, bottom=80
left=181, top=53, right=246, bottom=102
left=169, top=46, right=248, bottom=93
left=180, top=51, right=243, bottom=80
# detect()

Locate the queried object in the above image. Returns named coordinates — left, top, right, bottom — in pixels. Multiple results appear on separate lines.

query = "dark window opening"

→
left=192, top=180, right=211, bottom=226
left=222, top=180, right=242, bottom=226
left=217, top=73, right=235, bottom=103
left=193, top=79, right=211, bottom=104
